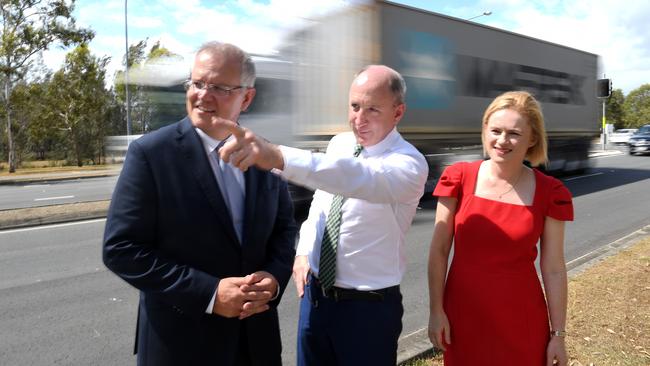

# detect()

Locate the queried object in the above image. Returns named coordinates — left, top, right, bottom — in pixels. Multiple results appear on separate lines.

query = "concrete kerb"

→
left=0, top=200, right=111, bottom=230
left=565, top=223, right=650, bottom=277
left=395, top=224, right=650, bottom=365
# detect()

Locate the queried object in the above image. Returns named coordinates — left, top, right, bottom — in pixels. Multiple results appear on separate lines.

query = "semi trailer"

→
left=281, top=0, right=600, bottom=194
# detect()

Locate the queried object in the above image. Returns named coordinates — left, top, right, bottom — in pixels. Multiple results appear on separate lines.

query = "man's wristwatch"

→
left=551, top=329, right=567, bottom=337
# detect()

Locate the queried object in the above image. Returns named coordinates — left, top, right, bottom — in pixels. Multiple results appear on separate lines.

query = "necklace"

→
left=495, top=169, right=523, bottom=199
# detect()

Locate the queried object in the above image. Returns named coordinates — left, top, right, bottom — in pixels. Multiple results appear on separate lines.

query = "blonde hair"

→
left=481, top=91, right=548, bottom=167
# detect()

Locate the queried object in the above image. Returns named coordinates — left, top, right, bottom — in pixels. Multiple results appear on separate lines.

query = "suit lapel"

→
left=176, top=118, right=240, bottom=245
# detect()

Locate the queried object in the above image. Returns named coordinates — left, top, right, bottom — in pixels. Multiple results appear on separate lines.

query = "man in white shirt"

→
left=220, top=65, right=428, bottom=365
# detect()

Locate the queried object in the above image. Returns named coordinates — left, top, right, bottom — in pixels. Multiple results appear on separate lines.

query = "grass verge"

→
left=403, top=237, right=650, bottom=366
left=0, top=162, right=120, bottom=176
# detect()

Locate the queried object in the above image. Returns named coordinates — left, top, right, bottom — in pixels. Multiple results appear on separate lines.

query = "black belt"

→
left=311, top=275, right=400, bottom=302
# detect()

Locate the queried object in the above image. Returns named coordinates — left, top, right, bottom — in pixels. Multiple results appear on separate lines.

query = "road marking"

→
left=34, top=195, right=75, bottom=201
left=563, top=172, right=603, bottom=181
left=589, top=151, right=625, bottom=158
left=0, top=218, right=106, bottom=234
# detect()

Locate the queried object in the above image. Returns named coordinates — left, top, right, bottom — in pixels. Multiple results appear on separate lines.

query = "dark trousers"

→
left=296, top=275, right=403, bottom=366
left=236, top=325, right=252, bottom=366
left=135, top=306, right=257, bottom=366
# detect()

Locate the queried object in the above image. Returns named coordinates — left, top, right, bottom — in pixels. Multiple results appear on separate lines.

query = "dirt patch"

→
left=566, top=237, right=650, bottom=365
left=0, top=200, right=110, bottom=229
left=404, top=237, right=650, bottom=366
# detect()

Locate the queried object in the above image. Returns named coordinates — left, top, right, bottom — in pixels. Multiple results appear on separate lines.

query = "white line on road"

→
left=563, top=172, right=604, bottom=181
left=34, top=195, right=75, bottom=201
left=0, top=218, right=106, bottom=235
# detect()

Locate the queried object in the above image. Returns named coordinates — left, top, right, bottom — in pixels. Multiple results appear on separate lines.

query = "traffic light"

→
left=597, top=78, right=611, bottom=98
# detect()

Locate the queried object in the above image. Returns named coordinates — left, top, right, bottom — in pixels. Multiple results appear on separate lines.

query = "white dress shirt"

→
left=195, top=128, right=246, bottom=202
left=278, top=128, right=428, bottom=290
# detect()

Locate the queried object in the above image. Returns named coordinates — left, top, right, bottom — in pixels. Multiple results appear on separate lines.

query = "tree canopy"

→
left=622, top=84, right=650, bottom=128
left=113, top=40, right=183, bottom=134
left=606, top=88, right=625, bottom=128
left=1, top=0, right=93, bottom=172
left=47, top=43, right=111, bottom=166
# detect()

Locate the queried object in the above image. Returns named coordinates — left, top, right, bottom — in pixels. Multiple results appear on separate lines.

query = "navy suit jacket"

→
left=103, top=118, right=297, bottom=366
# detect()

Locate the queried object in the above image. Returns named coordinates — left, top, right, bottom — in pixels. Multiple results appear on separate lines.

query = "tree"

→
left=606, top=88, right=625, bottom=129
left=622, top=84, right=650, bottom=128
left=147, top=40, right=177, bottom=60
left=0, top=55, right=53, bottom=163
left=114, top=40, right=148, bottom=134
left=104, top=87, right=126, bottom=136
left=3, top=81, right=32, bottom=164
left=47, top=43, right=111, bottom=166
left=114, top=40, right=183, bottom=133
left=142, top=41, right=184, bottom=130
left=11, top=76, right=53, bottom=161
left=1, top=0, right=93, bottom=172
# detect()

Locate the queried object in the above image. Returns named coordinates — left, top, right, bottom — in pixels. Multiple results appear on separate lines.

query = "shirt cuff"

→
left=270, top=284, right=280, bottom=301
left=277, top=145, right=313, bottom=183
left=295, top=241, right=312, bottom=256
left=205, top=289, right=217, bottom=314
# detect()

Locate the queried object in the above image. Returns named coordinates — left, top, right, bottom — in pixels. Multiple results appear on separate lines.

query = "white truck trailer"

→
left=282, top=0, right=600, bottom=193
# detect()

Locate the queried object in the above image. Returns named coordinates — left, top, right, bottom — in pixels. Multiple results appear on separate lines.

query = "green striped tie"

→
left=318, top=144, right=363, bottom=291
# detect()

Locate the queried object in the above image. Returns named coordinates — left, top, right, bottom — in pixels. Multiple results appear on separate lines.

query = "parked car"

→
left=628, top=125, right=650, bottom=155
left=609, top=128, right=638, bottom=144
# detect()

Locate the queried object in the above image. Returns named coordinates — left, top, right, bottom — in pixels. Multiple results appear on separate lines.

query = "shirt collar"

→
left=363, top=128, right=399, bottom=156
left=195, top=127, right=226, bottom=155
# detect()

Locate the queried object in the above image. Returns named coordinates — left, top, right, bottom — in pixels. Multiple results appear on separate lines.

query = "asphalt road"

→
left=0, top=176, right=117, bottom=210
left=1, top=153, right=649, bottom=365
left=0, top=144, right=628, bottom=212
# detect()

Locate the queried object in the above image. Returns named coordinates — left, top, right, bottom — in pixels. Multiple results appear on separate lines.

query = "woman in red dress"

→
left=427, top=91, right=572, bottom=366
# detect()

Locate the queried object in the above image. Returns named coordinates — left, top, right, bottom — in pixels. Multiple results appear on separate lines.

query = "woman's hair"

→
left=481, top=91, right=548, bottom=167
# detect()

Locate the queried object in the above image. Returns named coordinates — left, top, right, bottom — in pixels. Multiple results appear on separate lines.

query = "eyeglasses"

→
left=183, top=80, right=247, bottom=96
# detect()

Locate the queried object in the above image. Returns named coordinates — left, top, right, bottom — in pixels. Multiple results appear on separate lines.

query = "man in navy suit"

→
left=103, top=42, right=297, bottom=366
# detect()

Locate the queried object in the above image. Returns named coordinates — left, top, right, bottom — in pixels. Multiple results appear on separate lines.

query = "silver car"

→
left=628, top=125, right=650, bottom=155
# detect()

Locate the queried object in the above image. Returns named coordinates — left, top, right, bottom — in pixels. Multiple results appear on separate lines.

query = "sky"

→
left=42, top=0, right=650, bottom=94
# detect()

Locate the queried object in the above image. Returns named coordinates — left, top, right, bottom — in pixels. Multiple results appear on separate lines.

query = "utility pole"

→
left=124, top=0, right=132, bottom=136
left=602, top=99, right=606, bottom=150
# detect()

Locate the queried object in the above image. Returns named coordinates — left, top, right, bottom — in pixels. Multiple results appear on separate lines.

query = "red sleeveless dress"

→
left=433, top=160, right=573, bottom=365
